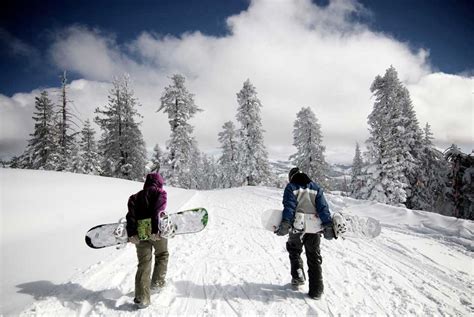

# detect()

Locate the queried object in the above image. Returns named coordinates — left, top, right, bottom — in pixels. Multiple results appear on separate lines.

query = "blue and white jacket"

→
left=282, top=173, right=332, bottom=226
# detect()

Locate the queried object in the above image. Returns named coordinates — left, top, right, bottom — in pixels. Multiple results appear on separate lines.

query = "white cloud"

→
left=408, top=73, right=473, bottom=148
left=49, top=26, right=124, bottom=81
left=1, top=0, right=472, bottom=163
left=0, top=93, right=34, bottom=158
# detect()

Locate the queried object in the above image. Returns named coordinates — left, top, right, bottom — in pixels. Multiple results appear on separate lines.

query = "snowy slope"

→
left=0, top=169, right=194, bottom=316
left=1, top=169, right=473, bottom=316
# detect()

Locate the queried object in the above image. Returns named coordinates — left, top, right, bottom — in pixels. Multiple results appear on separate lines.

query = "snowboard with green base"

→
left=85, top=207, right=208, bottom=249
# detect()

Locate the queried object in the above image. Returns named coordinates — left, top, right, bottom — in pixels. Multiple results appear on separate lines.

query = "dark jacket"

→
left=126, top=173, right=167, bottom=236
left=282, top=172, right=332, bottom=226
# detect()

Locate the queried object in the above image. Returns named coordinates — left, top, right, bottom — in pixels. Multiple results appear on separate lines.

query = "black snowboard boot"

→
left=308, top=290, right=323, bottom=300
left=291, top=268, right=306, bottom=286
left=307, top=270, right=324, bottom=300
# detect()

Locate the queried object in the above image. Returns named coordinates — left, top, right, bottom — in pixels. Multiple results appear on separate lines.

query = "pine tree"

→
left=95, top=75, right=147, bottom=180
left=289, top=107, right=328, bottom=187
left=362, top=66, right=410, bottom=205
left=158, top=74, right=202, bottom=188
left=350, top=142, right=364, bottom=198
left=235, top=79, right=271, bottom=185
left=217, top=121, right=241, bottom=188
left=69, top=141, right=81, bottom=173
left=398, top=86, right=424, bottom=208
left=56, top=71, right=78, bottom=171
left=199, top=153, right=220, bottom=190
left=409, top=123, right=448, bottom=211
left=444, top=145, right=474, bottom=219
left=151, top=144, right=164, bottom=173
left=22, top=91, right=60, bottom=170
left=75, top=119, right=102, bottom=175
left=187, top=144, right=202, bottom=189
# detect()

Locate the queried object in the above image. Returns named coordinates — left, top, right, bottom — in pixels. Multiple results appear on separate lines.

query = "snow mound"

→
left=327, top=194, right=474, bottom=250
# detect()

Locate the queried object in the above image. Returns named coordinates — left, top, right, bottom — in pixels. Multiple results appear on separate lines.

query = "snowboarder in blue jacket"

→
left=275, top=167, right=335, bottom=299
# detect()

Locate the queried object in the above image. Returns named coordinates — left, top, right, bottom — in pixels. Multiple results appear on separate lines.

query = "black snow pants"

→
left=286, top=232, right=323, bottom=296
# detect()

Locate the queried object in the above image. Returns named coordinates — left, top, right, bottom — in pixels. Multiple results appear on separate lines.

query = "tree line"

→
left=6, top=67, right=472, bottom=219
left=350, top=66, right=473, bottom=219
left=8, top=74, right=297, bottom=189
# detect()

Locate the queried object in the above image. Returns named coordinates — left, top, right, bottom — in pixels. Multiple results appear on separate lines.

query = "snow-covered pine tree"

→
left=69, top=141, right=81, bottom=174
left=56, top=71, right=79, bottom=171
left=289, top=107, right=329, bottom=187
left=408, top=123, right=448, bottom=211
left=95, top=75, right=147, bottom=180
left=397, top=86, right=425, bottom=209
left=350, top=142, right=365, bottom=198
left=6, top=156, right=21, bottom=168
left=74, top=119, right=102, bottom=175
left=158, top=74, right=202, bottom=188
left=187, top=144, right=203, bottom=189
left=217, top=121, right=241, bottom=188
left=362, top=66, right=410, bottom=205
left=150, top=144, right=164, bottom=173
left=119, top=76, right=148, bottom=180
left=199, top=153, right=220, bottom=190
left=22, top=91, right=60, bottom=170
left=444, top=145, right=474, bottom=219
left=235, top=79, right=271, bottom=186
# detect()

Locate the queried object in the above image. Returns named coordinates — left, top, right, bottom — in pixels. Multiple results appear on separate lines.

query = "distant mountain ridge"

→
left=269, top=160, right=352, bottom=178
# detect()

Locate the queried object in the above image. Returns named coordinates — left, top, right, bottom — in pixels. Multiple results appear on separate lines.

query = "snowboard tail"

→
left=334, top=213, right=381, bottom=239
left=85, top=207, right=208, bottom=249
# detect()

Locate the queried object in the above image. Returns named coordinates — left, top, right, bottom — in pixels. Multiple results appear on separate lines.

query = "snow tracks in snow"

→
left=20, top=187, right=473, bottom=316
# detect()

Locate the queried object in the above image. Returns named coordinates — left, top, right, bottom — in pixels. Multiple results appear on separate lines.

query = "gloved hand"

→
left=322, top=223, right=336, bottom=240
left=161, top=229, right=176, bottom=239
left=129, top=235, right=140, bottom=244
left=150, top=233, right=161, bottom=241
left=274, top=220, right=291, bottom=236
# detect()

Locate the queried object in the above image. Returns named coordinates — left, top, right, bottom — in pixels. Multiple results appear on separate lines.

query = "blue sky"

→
left=0, top=0, right=472, bottom=162
left=1, top=0, right=472, bottom=96
left=0, top=0, right=247, bottom=95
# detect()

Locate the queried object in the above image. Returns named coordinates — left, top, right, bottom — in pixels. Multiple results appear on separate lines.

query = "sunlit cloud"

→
left=1, top=0, right=472, bottom=163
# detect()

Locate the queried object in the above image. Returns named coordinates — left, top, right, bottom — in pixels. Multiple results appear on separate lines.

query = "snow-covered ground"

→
left=1, top=168, right=472, bottom=316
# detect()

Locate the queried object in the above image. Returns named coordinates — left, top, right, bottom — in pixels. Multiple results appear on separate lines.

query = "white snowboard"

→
left=85, top=208, right=208, bottom=249
left=339, top=213, right=381, bottom=239
left=261, top=209, right=381, bottom=239
left=261, top=209, right=284, bottom=232
left=261, top=209, right=323, bottom=234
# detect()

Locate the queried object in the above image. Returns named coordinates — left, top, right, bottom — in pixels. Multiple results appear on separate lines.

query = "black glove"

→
left=274, top=220, right=291, bottom=236
left=323, top=223, right=336, bottom=240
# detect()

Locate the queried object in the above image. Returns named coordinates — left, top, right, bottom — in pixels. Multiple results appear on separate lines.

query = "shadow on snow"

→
left=16, top=280, right=136, bottom=312
left=16, top=280, right=313, bottom=313
left=173, top=280, right=308, bottom=302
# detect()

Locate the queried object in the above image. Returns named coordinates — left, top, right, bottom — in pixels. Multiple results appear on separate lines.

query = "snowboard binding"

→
left=114, top=217, right=128, bottom=249
left=113, top=218, right=127, bottom=238
left=158, top=211, right=177, bottom=239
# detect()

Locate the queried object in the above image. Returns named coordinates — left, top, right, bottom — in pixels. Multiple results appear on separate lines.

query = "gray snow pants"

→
left=286, top=232, right=323, bottom=296
left=135, top=239, right=169, bottom=304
